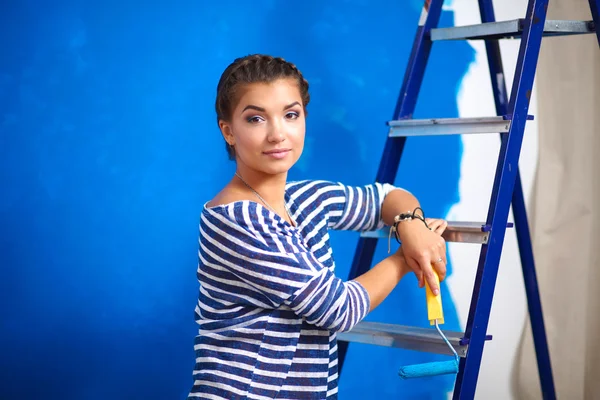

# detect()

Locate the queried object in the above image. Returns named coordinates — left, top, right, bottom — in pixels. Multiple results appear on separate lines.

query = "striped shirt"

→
left=189, top=179, right=395, bottom=399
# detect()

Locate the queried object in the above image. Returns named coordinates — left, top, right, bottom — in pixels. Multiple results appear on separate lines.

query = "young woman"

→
left=189, top=54, right=448, bottom=399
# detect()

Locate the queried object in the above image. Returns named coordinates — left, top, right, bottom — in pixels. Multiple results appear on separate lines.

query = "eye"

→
left=285, top=111, right=300, bottom=120
left=246, top=115, right=264, bottom=123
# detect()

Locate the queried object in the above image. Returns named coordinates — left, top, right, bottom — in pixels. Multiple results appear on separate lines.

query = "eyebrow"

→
left=241, top=101, right=301, bottom=113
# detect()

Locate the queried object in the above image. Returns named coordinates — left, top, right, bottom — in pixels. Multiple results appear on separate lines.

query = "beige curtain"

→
left=514, top=0, right=600, bottom=399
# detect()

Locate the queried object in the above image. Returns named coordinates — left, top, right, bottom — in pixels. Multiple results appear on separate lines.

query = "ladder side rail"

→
left=477, top=0, right=557, bottom=398
left=453, top=1, right=550, bottom=398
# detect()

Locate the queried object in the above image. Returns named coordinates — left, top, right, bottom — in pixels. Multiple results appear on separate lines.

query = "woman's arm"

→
left=353, top=247, right=409, bottom=312
left=324, top=181, right=395, bottom=232
left=380, top=188, right=420, bottom=226
left=202, top=202, right=409, bottom=333
left=381, top=189, right=448, bottom=295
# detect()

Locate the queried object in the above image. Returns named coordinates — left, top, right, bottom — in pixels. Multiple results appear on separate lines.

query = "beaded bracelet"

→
left=387, top=207, right=430, bottom=253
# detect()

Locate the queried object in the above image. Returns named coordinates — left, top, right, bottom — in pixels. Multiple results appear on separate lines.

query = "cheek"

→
left=290, top=121, right=306, bottom=143
left=234, top=126, right=264, bottom=153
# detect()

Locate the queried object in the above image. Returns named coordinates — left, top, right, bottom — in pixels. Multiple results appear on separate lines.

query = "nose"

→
left=267, top=120, right=286, bottom=143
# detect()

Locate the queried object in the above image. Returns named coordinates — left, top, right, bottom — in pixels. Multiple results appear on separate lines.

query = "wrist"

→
left=397, top=253, right=410, bottom=278
left=396, top=218, right=426, bottom=240
left=389, top=250, right=409, bottom=278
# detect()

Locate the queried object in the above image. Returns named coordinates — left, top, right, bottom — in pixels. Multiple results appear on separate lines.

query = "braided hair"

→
left=215, top=54, right=310, bottom=160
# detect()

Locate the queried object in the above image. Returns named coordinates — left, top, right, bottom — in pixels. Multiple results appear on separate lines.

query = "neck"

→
left=234, top=165, right=288, bottom=211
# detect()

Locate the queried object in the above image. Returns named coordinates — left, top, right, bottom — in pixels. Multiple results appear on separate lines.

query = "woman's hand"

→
left=425, top=218, right=448, bottom=235
left=396, top=219, right=448, bottom=295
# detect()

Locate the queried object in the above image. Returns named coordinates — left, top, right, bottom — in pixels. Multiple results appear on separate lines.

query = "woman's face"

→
left=219, top=78, right=306, bottom=177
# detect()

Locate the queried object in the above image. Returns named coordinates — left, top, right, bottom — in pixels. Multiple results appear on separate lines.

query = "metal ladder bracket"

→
left=431, top=19, right=595, bottom=41
left=360, top=221, right=514, bottom=244
left=337, top=321, right=493, bottom=358
left=387, top=115, right=533, bottom=137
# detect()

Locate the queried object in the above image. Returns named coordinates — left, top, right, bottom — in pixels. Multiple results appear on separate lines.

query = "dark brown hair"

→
left=215, top=54, right=310, bottom=160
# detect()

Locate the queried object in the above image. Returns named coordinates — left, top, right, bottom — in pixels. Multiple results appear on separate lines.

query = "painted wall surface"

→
left=0, top=0, right=535, bottom=399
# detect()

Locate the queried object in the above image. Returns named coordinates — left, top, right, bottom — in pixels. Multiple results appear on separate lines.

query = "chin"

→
left=257, top=156, right=299, bottom=176
left=259, top=163, right=294, bottom=176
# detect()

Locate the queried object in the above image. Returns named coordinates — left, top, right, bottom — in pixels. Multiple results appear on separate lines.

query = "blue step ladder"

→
left=337, top=0, right=600, bottom=398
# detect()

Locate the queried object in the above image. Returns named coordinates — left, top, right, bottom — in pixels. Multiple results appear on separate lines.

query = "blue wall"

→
left=0, top=1, right=473, bottom=398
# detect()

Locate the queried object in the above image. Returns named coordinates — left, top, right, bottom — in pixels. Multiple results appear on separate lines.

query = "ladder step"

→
left=337, top=321, right=493, bottom=357
left=388, top=116, right=509, bottom=137
left=361, top=221, right=514, bottom=244
left=431, top=19, right=595, bottom=41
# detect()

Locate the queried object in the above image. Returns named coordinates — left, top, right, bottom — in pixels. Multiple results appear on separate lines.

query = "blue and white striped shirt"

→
left=189, top=180, right=395, bottom=399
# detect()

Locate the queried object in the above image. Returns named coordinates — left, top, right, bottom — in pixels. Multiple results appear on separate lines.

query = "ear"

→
left=218, top=120, right=235, bottom=146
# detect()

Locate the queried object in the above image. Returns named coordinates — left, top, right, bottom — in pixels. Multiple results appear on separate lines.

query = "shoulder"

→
left=205, top=184, right=248, bottom=209
left=202, top=200, right=272, bottom=228
left=201, top=200, right=288, bottom=248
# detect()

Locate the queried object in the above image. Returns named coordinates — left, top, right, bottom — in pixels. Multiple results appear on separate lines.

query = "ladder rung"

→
left=431, top=19, right=595, bottom=41
left=388, top=116, right=510, bottom=137
left=337, top=321, right=492, bottom=357
left=361, top=221, right=514, bottom=244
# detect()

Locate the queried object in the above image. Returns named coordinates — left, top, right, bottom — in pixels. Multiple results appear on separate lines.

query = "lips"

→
left=263, top=149, right=291, bottom=155
left=263, top=148, right=291, bottom=159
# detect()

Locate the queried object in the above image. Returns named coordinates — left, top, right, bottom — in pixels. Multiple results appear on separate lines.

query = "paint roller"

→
left=398, top=271, right=460, bottom=379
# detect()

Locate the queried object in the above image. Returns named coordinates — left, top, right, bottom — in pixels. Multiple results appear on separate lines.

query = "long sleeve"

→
left=324, top=181, right=397, bottom=231
left=199, top=201, right=370, bottom=333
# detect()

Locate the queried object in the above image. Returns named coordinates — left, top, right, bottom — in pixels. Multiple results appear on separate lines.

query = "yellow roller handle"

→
left=425, top=272, right=444, bottom=325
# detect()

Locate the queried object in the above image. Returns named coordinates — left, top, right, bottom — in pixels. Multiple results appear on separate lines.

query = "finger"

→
left=406, top=258, right=424, bottom=288
left=416, top=253, right=434, bottom=288
left=431, top=238, right=447, bottom=280
left=409, top=259, right=424, bottom=288
left=435, top=237, right=447, bottom=261
left=433, top=220, right=448, bottom=235
left=416, top=271, right=424, bottom=288
left=431, top=252, right=446, bottom=282
left=433, top=258, right=447, bottom=282
left=423, top=265, right=440, bottom=296
left=427, top=219, right=442, bottom=231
